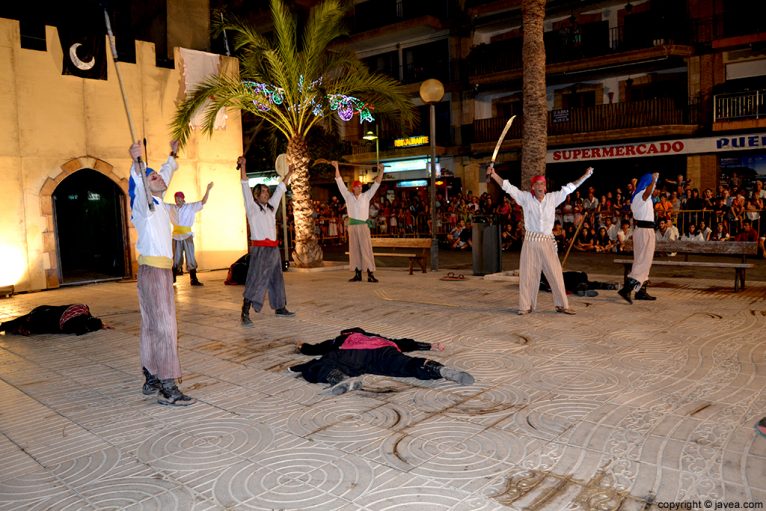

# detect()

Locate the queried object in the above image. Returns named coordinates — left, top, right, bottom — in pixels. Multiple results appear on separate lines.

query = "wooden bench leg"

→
left=735, top=268, right=745, bottom=292
left=408, top=258, right=414, bottom=275
left=419, top=254, right=427, bottom=273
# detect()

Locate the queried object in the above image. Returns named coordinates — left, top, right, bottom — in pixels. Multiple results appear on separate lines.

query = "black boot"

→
left=241, top=299, right=253, bottom=326
left=634, top=282, right=656, bottom=300
left=367, top=270, right=378, bottom=283
left=158, top=379, right=196, bottom=406
left=172, top=267, right=178, bottom=283
left=190, top=270, right=203, bottom=286
left=349, top=269, right=362, bottom=282
left=617, top=277, right=640, bottom=304
left=142, top=367, right=161, bottom=395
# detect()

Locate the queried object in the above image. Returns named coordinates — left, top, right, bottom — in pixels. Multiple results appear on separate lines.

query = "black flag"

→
left=57, top=3, right=107, bottom=80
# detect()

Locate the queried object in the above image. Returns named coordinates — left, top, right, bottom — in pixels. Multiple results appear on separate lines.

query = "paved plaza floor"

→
left=1, top=261, right=765, bottom=510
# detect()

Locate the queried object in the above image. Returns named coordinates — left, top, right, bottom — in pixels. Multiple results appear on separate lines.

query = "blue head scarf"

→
left=129, top=167, right=155, bottom=209
left=632, top=173, right=653, bottom=201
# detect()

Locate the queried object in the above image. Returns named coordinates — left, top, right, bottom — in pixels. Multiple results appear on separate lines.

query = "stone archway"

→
left=39, top=157, right=132, bottom=288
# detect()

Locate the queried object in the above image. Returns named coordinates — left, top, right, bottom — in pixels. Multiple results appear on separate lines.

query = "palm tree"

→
left=172, top=0, right=414, bottom=267
left=521, top=0, right=548, bottom=188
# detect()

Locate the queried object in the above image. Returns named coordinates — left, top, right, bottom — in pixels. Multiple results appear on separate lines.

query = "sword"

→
left=486, top=115, right=516, bottom=183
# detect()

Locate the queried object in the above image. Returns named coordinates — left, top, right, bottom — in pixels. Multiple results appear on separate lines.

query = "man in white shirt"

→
left=487, top=165, right=594, bottom=315
left=128, top=140, right=195, bottom=407
left=618, top=172, right=659, bottom=304
left=168, top=183, right=213, bottom=286
left=334, top=162, right=384, bottom=283
left=238, top=156, right=295, bottom=325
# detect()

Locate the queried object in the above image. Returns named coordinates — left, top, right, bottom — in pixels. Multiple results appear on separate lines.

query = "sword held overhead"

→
left=486, top=115, right=516, bottom=183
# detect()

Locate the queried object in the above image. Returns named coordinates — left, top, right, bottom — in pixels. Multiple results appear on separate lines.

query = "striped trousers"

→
left=172, top=236, right=197, bottom=271
left=244, top=246, right=286, bottom=312
left=628, top=227, right=655, bottom=285
left=137, top=265, right=182, bottom=380
left=518, top=232, right=568, bottom=312
left=347, top=224, right=376, bottom=272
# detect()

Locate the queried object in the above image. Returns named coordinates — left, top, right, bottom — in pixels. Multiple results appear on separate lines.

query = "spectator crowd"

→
left=277, top=173, right=766, bottom=256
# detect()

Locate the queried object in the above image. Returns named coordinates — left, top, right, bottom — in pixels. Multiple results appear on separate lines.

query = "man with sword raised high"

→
left=487, top=163, right=594, bottom=316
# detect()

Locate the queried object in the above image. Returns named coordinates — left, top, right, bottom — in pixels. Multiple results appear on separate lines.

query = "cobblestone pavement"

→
left=1, top=266, right=765, bottom=510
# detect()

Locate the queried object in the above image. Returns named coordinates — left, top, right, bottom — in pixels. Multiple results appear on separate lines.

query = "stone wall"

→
left=0, top=18, right=245, bottom=292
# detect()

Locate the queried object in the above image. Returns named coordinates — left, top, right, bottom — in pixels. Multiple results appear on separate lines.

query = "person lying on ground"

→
left=289, top=327, right=474, bottom=395
left=0, top=304, right=104, bottom=336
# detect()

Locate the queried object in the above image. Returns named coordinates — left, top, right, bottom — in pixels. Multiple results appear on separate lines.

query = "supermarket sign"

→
left=547, top=132, right=766, bottom=163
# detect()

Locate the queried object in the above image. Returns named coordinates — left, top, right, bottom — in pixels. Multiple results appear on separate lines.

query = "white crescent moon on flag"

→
left=69, top=43, right=95, bottom=71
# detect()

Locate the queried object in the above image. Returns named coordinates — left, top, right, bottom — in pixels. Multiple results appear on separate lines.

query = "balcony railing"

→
left=347, top=0, right=449, bottom=33
left=714, top=90, right=766, bottom=122
left=473, top=98, right=700, bottom=144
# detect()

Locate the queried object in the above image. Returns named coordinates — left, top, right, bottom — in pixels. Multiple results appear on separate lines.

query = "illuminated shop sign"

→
left=547, top=133, right=766, bottom=163
left=394, top=135, right=429, bottom=147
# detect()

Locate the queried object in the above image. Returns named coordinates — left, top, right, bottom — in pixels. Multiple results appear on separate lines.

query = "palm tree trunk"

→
left=521, top=0, right=548, bottom=189
left=288, top=136, right=324, bottom=267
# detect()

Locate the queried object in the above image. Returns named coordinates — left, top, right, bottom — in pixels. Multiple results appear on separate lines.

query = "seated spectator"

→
left=681, top=223, right=704, bottom=242
left=594, top=226, right=615, bottom=253
left=733, top=219, right=758, bottom=242
left=604, top=216, right=619, bottom=242
left=1, top=304, right=105, bottom=336
left=710, top=222, right=729, bottom=241
left=501, top=223, right=516, bottom=252
left=574, top=221, right=596, bottom=252
left=656, top=218, right=679, bottom=241
left=616, top=220, right=632, bottom=252
left=698, top=220, right=712, bottom=241
left=447, top=221, right=464, bottom=249
left=456, top=221, right=473, bottom=250
left=552, top=220, right=566, bottom=253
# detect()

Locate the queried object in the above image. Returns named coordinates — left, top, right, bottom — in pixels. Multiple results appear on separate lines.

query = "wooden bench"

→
left=347, top=237, right=431, bottom=274
left=614, top=240, right=757, bottom=291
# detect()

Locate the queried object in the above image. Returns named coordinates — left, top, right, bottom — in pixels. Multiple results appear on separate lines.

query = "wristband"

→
left=170, top=152, right=178, bottom=158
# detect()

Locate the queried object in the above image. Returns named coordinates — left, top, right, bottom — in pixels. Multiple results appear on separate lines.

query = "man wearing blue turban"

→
left=618, top=172, right=660, bottom=303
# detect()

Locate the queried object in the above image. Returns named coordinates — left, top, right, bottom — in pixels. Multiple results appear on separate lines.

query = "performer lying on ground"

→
left=0, top=304, right=104, bottom=336
left=289, top=327, right=475, bottom=395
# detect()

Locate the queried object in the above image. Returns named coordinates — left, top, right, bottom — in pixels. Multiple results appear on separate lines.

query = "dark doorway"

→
left=53, top=169, right=128, bottom=284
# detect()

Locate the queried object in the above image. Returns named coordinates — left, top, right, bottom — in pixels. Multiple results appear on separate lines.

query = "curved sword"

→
left=487, top=115, right=516, bottom=183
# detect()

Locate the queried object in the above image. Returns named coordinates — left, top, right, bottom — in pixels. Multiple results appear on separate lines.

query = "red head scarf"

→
left=174, top=191, right=185, bottom=199
left=351, top=180, right=363, bottom=188
left=530, top=175, right=546, bottom=186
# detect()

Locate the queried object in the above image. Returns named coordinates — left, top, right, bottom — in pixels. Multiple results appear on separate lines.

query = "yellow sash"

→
left=138, top=255, right=173, bottom=269
left=173, top=225, right=192, bottom=235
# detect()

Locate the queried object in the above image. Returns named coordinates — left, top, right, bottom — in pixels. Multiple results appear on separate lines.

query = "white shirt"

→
left=131, top=157, right=177, bottom=259
left=168, top=201, right=204, bottom=240
left=681, top=232, right=704, bottom=242
left=335, top=177, right=380, bottom=221
left=631, top=193, right=655, bottom=222
left=241, top=180, right=285, bottom=241
left=501, top=180, right=577, bottom=234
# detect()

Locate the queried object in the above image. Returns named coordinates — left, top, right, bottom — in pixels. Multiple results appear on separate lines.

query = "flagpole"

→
left=103, top=7, right=154, bottom=211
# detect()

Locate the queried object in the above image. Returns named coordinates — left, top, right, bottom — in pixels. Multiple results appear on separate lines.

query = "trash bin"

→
left=472, top=217, right=502, bottom=276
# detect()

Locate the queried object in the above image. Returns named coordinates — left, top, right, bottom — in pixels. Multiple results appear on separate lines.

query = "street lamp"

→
left=363, top=126, right=379, bottom=182
left=419, top=78, right=444, bottom=272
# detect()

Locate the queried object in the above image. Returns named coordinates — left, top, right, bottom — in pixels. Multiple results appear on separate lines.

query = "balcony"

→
left=346, top=0, right=449, bottom=34
left=714, top=90, right=766, bottom=122
left=472, top=98, right=701, bottom=148
left=468, top=18, right=693, bottom=84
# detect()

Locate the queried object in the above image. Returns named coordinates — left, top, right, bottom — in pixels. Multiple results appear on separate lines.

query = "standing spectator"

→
left=239, top=156, right=296, bottom=324
left=335, top=162, right=384, bottom=282
left=169, top=183, right=213, bottom=286
left=487, top=164, right=594, bottom=315
left=128, top=140, right=195, bottom=406
left=618, top=172, right=660, bottom=304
